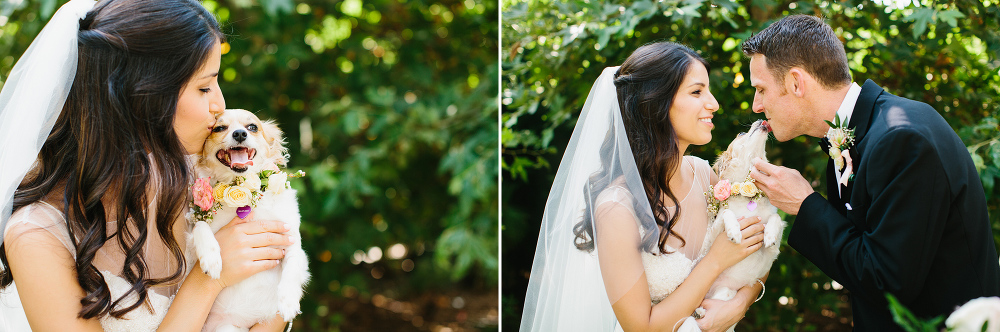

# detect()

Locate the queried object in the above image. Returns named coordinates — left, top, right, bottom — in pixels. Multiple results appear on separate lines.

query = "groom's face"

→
left=749, top=55, right=802, bottom=142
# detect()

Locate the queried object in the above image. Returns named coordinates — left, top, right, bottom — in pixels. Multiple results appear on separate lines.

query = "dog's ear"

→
left=262, top=119, right=289, bottom=167
left=713, top=148, right=731, bottom=175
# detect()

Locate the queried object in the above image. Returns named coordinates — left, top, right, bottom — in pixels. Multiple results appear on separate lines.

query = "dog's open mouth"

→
left=760, top=120, right=771, bottom=133
left=216, top=147, right=257, bottom=172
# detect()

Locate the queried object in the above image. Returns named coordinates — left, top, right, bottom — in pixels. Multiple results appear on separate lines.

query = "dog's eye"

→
left=247, top=124, right=259, bottom=132
left=212, top=125, right=228, bottom=133
left=738, top=132, right=746, bottom=137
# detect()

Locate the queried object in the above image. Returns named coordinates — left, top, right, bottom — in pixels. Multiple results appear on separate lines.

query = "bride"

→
left=520, top=42, right=767, bottom=331
left=0, top=0, right=291, bottom=330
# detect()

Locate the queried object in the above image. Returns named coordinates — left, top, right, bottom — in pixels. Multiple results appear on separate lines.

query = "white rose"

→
left=830, top=146, right=844, bottom=171
left=223, top=186, right=252, bottom=207
left=241, top=174, right=262, bottom=192
left=829, top=129, right=846, bottom=147
left=945, top=297, right=1000, bottom=332
left=266, top=172, right=288, bottom=195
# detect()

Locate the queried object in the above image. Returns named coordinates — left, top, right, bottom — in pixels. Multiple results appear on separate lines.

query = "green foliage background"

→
left=0, top=0, right=498, bottom=330
left=501, top=0, right=1000, bottom=330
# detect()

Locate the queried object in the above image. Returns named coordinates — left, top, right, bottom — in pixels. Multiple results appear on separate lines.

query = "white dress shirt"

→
left=828, top=82, right=862, bottom=197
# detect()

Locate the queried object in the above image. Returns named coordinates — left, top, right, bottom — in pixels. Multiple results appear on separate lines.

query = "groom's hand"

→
left=750, top=157, right=814, bottom=215
left=695, top=298, right=748, bottom=332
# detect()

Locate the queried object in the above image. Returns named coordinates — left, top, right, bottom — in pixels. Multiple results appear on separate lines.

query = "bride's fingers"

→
left=243, top=232, right=293, bottom=248
left=740, top=220, right=764, bottom=238
left=220, top=211, right=254, bottom=230
left=238, top=219, right=290, bottom=235
left=744, top=232, right=765, bottom=246
left=738, top=216, right=762, bottom=230
left=248, top=247, right=286, bottom=261
left=245, top=259, right=281, bottom=275
left=743, top=234, right=764, bottom=254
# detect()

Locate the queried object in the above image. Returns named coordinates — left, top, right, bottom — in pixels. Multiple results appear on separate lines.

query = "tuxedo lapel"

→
left=849, top=80, right=883, bottom=144
left=825, top=158, right=845, bottom=214
left=839, top=79, right=884, bottom=204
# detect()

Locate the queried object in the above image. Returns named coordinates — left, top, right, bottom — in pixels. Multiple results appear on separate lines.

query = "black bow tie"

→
left=819, top=137, right=831, bottom=154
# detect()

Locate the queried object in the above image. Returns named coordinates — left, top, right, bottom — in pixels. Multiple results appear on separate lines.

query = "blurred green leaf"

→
left=887, top=293, right=945, bottom=332
left=904, top=7, right=934, bottom=38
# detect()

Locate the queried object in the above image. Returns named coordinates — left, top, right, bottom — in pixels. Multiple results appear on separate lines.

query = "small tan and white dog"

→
left=191, top=109, right=310, bottom=331
left=706, top=119, right=784, bottom=299
left=685, top=120, right=785, bottom=331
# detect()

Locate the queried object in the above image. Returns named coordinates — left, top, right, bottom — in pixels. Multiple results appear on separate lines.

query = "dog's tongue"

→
left=229, top=149, right=253, bottom=168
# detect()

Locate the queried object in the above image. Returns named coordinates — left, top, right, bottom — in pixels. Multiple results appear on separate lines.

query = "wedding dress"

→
left=520, top=67, right=718, bottom=331
left=0, top=158, right=196, bottom=332
left=0, top=0, right=198, bottom=330
left=596, top=156, right=714, bottom=306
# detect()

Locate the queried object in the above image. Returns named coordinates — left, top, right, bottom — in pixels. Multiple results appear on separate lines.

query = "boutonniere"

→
left=825, top=116, right=856, bottom=186
left=705, top=176, right=766, bottom=216
left=190, top=169, right=305, bottom=224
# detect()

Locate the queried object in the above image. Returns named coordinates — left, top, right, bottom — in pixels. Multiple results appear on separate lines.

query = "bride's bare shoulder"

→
left=594, top=176, right=635, bottom=207
left=5, top=201, right=73, bottom=256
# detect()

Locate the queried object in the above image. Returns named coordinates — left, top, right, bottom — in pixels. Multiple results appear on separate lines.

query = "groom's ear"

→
left=786, top=68, right=808, bottom=98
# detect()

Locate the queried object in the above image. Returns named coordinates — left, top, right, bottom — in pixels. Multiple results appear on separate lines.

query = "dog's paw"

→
left=763, top=226, right=778, bottom=247
left=277, top=296, right=302, bottom=321
left=694, top=306, right=706, bottom=319
left=193, top=221, right=223, bottom=279
left=763, top=215, right=783, bottom=247
left=722, top=210, right=741, bottom=244
left=200, top=252, right=222, bottom=279
left=277, top=304, right=300, bottom=322
left=710, top=287, right=737, bottom=301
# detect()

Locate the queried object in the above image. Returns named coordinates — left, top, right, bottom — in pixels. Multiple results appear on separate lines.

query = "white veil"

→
left=0, top=1, right=95, bottom=330
left=0, top=0, right=96, bottom=246
left=520, top=67, right=662, bottom=331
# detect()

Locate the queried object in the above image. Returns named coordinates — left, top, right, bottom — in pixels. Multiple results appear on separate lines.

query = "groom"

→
left=743, top=15, right=1000, bottom=330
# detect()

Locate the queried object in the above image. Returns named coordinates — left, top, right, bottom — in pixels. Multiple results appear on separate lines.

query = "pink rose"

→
left=192, top=177, right=214, bottom=211
left=713, top=180, right=732, bottom=201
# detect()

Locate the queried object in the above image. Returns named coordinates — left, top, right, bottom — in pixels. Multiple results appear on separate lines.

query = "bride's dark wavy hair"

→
left=574, top=42, right=709, bottom=254
left=0, top=0, right=224, bottom=319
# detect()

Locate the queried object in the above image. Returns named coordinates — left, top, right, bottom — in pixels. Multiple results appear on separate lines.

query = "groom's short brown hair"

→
left=742, top=15, right=852, bottom=90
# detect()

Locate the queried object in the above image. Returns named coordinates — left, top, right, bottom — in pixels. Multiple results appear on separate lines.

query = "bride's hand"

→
left=212, top=212, right=292, bottom=288
left=705, top=216, right=764, bottom=270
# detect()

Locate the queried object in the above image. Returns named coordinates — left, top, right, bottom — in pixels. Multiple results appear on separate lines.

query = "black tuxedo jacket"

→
left=789, top=80, right=1000, bottom=331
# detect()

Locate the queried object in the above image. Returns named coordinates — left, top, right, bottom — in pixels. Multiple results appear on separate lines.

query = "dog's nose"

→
left=233, top=129, right=247, bottom=142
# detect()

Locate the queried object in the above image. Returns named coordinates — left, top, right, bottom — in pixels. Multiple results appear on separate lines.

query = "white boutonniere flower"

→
left=825, top=116, right=856, bottom=185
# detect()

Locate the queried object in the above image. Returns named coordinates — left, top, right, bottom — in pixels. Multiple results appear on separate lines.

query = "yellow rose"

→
left=241, top=174, right=262, bottom=192
left=739, top=182, right=757, bottom=197
left=223, top=186, right=252, bottom=207
left=213, top=183, right=229, bottom=201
